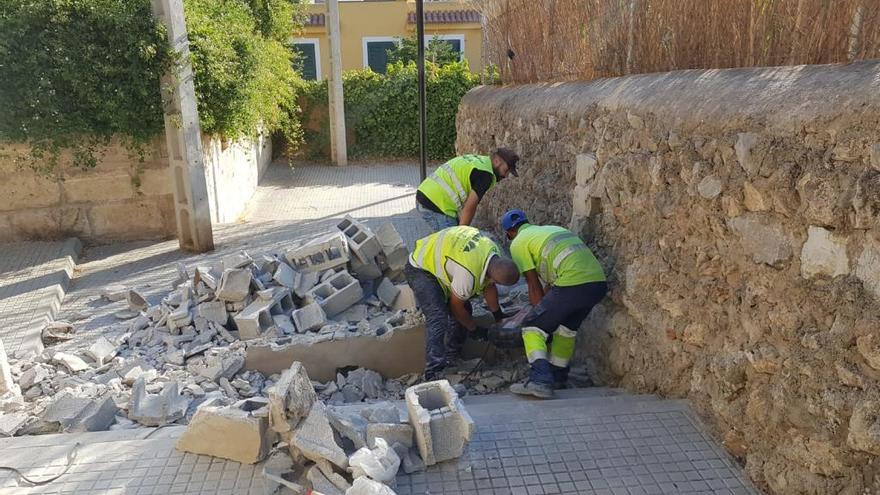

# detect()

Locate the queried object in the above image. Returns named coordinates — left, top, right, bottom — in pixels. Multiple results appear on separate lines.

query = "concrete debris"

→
left=292, top=401, right=349, bottom=469
left=376, top=278, right=399, bottom=308
left=0, top=339, right=16, bottom=396
left=18, top=364, right=50, bottom=390
left=337, top=216, right=381, bottom=264
left=42, top=320, right=75, bottom=344
left=41, top=392, right=118, bottom=432
left=128, top=378, right=189, bottom=426
left=392, top=443, right=426, bottom=474
left=292, top=302, right=327, bottom=333
left=176, top=397, right=273, bottom=464
left=307, top=270, right=364, bottom=317
left=406, top=380, right=474, bottom=466
left=86, top=337, right=118, bottom=366
left=328, top=408, right=369, bottom=450
left=367, top=423, right=413, bottom=449
left=285, top=231, right=350, bottom=273
left=52, top=352, right=90, bottom=373
left=348, top=438, right=400, bottom=484
left=127, top=290, right=149, bottom=312
left=0, top=412, right=29, bottom=437
left=307, top=464, right=348, bottom=495
left=346, top=476, right=397, bottom=495
left=216, top=268, right=252, bottom=302
left=268, top=362, right=316, bottom=433
left=101, top=285, right=129, bottom=301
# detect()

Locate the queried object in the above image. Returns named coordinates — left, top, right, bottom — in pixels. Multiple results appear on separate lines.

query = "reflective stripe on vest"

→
left=537, top=232, right=588, bottom=284
left=414, top=230, right=450, bottom=286
left=426, top=163, right=467, bottom=209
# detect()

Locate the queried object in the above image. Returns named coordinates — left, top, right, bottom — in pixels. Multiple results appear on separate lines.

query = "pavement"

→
left=0, top=162, right=759, bottom=494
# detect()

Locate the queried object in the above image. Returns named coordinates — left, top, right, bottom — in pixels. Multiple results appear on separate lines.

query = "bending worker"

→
left=404, top=226, right=520, bottom=381
left=501, top=209, right=607, bottom=399
left=415, top=149, right=520, bottom=232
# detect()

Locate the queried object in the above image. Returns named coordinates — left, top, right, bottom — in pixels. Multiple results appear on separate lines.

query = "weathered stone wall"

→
left=457, top=61, right=880, bottom=494
left=0, top=134, right=271, bottom=242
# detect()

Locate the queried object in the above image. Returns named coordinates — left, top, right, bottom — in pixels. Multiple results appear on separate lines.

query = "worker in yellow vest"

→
left=415, top=149, right=520, bottom=232
left=501, top=209, right=608, bottom=399
left=404, top=226, right=520, bottom=381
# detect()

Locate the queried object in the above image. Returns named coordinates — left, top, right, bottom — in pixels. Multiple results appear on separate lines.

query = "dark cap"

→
left=493, top=148, right=520, bottom=177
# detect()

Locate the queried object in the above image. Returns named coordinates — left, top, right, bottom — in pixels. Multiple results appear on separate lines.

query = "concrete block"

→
left=128, top=378, right=190, bottom=426
left=292, top=302, right=327, bottom=333
left=350, top=255, right=383, bottom=281
left=85, top=337, right=117, bottom=366
left=375, top=222, right=408, bottom=272
left=273, top=262, right=298, bottom=289
left=234, top=297, right=279, bottom=340
left=405, top=379, right=475, bottom=465
left=376, top=278, right=399, bottom=307
left=308, top=270, right=364, bottom=317
left=216, top=268, right=252, bottom=302
left=292, top=401, right=349, bottom=469
left=176, top=397, right=273, bottom=464
left=41, top=392, right=117, bottom=432
left=285, top=231, right=349, bottom=273
left=267, top=361, right=316, bottom=433
left=391, top=284, right=417, bottom=312
left=0, top=340, right=16, bottom=396
left=195, top=301, right=228, bottom=325
left=327, top=408, right=369, bottom=450
left=336, top=304, right=368, bottom=323
left=293, top=270, right=320, bottom=299
left=337, top=215, right=381, bottom=263
left=273, top=314, right=296, bottom=335
left=367, top=422, right=414, bottom=449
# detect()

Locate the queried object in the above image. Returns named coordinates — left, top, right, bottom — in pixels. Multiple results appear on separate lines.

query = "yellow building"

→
left=293, top=0, right=483, bottom=80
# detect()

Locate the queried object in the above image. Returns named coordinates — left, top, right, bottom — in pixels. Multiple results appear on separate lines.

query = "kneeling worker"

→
left=404, top=226, right=520, bottom=381
left=501, top=209, right=607, bottom=399
left=415, top=149, right=520, bottom=232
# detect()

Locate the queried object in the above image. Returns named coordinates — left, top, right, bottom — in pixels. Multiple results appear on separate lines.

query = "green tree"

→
left=386, top=34, right=461, bottom=68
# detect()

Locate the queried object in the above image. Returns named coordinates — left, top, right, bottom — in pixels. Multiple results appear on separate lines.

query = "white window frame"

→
left=425, top=34, right=465, bottom=61
left=292, top=38, right=322, bottom=80
left=362, top=36, right=400, bottom=70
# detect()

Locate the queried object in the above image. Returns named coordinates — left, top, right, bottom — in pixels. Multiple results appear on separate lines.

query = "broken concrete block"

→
left=200, top=350, right=245, bottom=382
left=337, top=215, right=381, bottom=263
left=18, top=364, right=49, bottom=390
left=292, top=401, right=349, bottom=469
left=346, top=368, right=384, bottom=399
left=307, top=465, right=346, bottom=495
left=128, top=378, right=190, bottom=426
left=405, top=379, right=475, bottom=466
left=375, top=223, right=408, bottom=272
left=193, top=266, right=219, bottom=290
left=292, top=302, right=327, bottom=333
left=328, top=408, right=369, bottom=450
left=195, top=301, right=228, bottom=325
left=0, top=340, right=16, bottom=396
left=223, top=250, right=254, bottom=269
left=0, top=412, right=28, bottom=437
left=85, top=337, right=117, bottom=366
left=367, top=423, right=413, bottom=449
left=52, top=352, right=90, bottom=373
left=176, top=397, right=273, bottom=464
left=216, top=268, right=252, bottom=302
left=273, top=262, right=298, bottom=289
left=293, top=270, right=320, bottom=299
left=308, top=270, right=364, bottom=317
left=267, top=361, right=316, bottom=433
left=273, top=314, right=296, bottom=335
left=376, top=278, right=399, bottom=307
left=393, top=443, right=426, bottom=474
left=391, top=285, right=416, bottom=312
left=350, top=255, right=383, bottom=281
left=41, top=392, right=117, bottom=432
left=346, top=477, right=397, bottom=495
left=127, top=289, right=149, bottom=312
left=285, top=231, right=350, bottom=273
left=336, top=304, right=368, bottom=324
left=348, top=438, right=400, bottom=484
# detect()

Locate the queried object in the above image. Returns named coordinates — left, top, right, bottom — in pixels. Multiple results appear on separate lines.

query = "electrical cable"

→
left=0, top=442, right=80, bottom=486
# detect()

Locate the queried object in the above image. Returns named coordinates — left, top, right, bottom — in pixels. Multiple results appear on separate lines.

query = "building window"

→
left=427, top=34, right=465, bottom=61
left=292, top=39, right=321, bottom=80
left=362, top=37, right=398, bottom=74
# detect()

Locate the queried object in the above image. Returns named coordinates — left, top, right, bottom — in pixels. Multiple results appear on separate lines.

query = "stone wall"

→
left=0, top=134, right=271, bottom=242
left=457, top=61, right=880, bottom=494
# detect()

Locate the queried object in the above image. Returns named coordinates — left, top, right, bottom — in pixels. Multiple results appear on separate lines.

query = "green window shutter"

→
left=366, top=41, right=396, bottom=74
left=293, top=43, right=318, bottom=81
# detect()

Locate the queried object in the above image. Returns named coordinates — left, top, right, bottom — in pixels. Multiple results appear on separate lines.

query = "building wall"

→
left=456, top=61, right=880, bottom=494
left=301, top=0, right=483, bottom=77
left=0, top=134, right=271, bottom=242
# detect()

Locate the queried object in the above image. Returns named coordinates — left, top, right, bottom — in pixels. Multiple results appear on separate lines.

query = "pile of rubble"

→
left=175, top=361, right=475, bottom=495
left=0, top=217, right=419, bottom=437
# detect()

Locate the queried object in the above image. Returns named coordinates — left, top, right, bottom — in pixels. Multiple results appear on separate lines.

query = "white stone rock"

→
left=52, top=352, right=90, bottom=373
left=85, top=337, right=118, bottom=366
left=727, top=214, right=792, bottom=267
left=735, top=132, right=760, bottom=175
left=855, top=238, right=880, bottom=300
left=697, top=175, right=722, bottom=199
left=871, top=143, right=880, bottom=172
left=575, top=153, right=598, bottom=186
left=801, top=226, right=849, bottom=279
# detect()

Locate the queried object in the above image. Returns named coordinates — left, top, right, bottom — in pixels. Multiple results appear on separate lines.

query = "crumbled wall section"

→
left=456, top=61, right=880, bottom=494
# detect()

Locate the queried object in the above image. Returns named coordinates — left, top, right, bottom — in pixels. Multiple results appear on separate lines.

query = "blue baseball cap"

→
left=501, top=209, right=528, bottom=231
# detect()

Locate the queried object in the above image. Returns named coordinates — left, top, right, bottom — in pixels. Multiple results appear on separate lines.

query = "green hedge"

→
left=298, top=61, right=488, bottom=161
left=0, top=0, right=303, bottom=171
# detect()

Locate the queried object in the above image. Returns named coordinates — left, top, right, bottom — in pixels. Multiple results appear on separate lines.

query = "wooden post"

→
left=327, top=0, right=348, bottom=166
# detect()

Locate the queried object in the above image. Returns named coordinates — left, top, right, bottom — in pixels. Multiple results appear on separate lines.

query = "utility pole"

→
left=150, top=0, right=214, bottom=253
left=416, top=0, right=427, bottom=181
left=327, top=0, right=348, bottom=166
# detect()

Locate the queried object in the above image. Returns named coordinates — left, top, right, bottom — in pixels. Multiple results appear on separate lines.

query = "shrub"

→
left=298, top=60, right=485, bottom=161
left=0, top=0, right=304, bottom=171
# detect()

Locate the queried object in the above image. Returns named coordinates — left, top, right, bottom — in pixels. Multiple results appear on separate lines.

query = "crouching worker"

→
left=404, top=226, right=520, bottom=381
left=501, top=209, right=607, bottom=399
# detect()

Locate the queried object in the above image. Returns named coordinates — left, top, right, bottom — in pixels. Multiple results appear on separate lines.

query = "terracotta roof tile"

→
left=407, top=9, right=481, bottom=24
